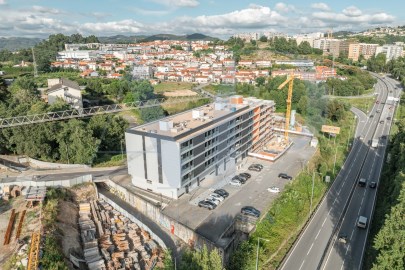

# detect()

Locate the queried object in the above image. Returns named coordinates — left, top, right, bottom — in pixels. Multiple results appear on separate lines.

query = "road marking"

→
left=322, top=217, right=328, bottom=227
left=315, top=229, right=321, bottom=240
left=333, top=197, right=338, bottom=205
left=298, top=260, right=305, bottom=270
left=307, top=243, right=314, bottom=255
left=340, top=263, right=345, bottom=270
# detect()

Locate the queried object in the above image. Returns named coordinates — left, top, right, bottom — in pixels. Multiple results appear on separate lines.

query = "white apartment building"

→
left=375, top=44, right=404, bottom=62
left=125, top=96, right=275, bottom=199
left=56, top=50, right=100, bottom=61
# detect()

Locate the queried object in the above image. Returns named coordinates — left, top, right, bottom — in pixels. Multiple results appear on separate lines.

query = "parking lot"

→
left=161, top=135, right=316, bottom=246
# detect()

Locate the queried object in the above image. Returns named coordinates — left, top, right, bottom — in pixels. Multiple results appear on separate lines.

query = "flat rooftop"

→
left=129, top=96, right=275, bottom=139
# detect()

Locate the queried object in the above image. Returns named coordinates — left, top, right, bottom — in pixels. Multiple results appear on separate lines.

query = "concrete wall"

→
left=0, top=175, right=93, bottom=189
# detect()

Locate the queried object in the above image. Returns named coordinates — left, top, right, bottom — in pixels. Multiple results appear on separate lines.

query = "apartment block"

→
left=125, top=96, right=275, bottom=199
left=376, top=44, right=404, bottom=62
left=348, top=43, right=379, bottom=61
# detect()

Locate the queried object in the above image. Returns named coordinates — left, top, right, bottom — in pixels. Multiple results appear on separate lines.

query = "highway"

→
left=280, top=73, right=399, bottom=270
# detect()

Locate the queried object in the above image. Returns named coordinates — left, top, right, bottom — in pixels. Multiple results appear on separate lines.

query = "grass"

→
left=162, top=97, right=211, bottom=115
left=202, top=84, right=236, bottom=95
left=154, top=82, right=194, bottom=93
left=337, top=96, right=376, bottom=113
left=93, top=154, right=127, bottom=167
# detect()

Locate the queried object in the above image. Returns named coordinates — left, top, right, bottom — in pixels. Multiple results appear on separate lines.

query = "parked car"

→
left=232, top=175, right=246, bottom=184
left=238, top=174, right=249, bottom=182
left=230, top=179, right=242, bottom=186
left=379, top=120, right=384, bottom=124
left=248, top=165, right=261, bottom=172
left=376, top=100, right=380, bottom=104
left=376, top=109, right=381, bottom=113
left=205, top=198, right=219, bottom=206
left=267, top=186, right=280, bottom=193
left=252, top=164, right=264, bottom=169
left=241, top=206, right=261, bottom=218
left=387, top=116, right=392, bottom=120
left=214, top=189, right=229, bottom=198
left=369, top=181, right=377, bottom=189
left=239, top=172, right=251, bottom=179
left=208, top=193, right=224, bottom=201
left=198, top=200, right=216, bottom=210
left=370, top=114, right=374, bottom=118
left=278, top=173, right=292, bottom=180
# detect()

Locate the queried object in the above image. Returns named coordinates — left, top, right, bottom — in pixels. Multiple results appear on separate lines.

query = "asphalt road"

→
left=320, top=75, right=401, bottom=270
left=279, top=73, right=397, bottom=270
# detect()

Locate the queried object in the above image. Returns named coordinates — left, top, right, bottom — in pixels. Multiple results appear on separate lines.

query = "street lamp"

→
left=256, top=237, right=270, bottom=270
left=310, top=171, right=323, bottom=214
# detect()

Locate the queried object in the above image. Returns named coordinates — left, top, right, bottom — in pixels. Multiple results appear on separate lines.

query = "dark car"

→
left=239, top=172, right=251, bottom=179
left=241, top=206, right=261, bottom=218
left=369, top=182, right=377, bottom=189
left=278, top=173, right=292, bottom=180
left=376, top=100, right=380, bottom=104
left=198, top=200, right=216, bottom=210
left=214, top=189, right=229, bottom=198
left=232, top=175, right=246, bottom=183
left=370, top=114, right=374, bottom=118
left=252, top=164, right=264, bottom=169
left=381, top=135, right=387, bottom=139
left=248, top=165, right=261, bottom=172
left=379, top=120, right=384, bottom=124
left=387, top=117, right=392, bottom=120
left=238, top=174, right=249, bottom=181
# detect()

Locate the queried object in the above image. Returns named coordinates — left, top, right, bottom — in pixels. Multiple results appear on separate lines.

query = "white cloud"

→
left=0, top=0, right=6, bottom=5
left=311, top=3, right=331, bottom=11
left=131, top=7, right=172, bottom=16
left=150, top=0, right=199, bottom=7
left=79, top=20, right=145, bottom=35
left=342, top=6, right=362, bottom=17
left=312, top=10, right=395, bottom=24
left=32, top=6, right=61, bottom=15
left=274, top=2, right=296, bottom=13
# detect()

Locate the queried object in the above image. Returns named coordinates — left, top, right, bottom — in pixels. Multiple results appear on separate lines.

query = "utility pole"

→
left=31, top=47, right=38, bottom=78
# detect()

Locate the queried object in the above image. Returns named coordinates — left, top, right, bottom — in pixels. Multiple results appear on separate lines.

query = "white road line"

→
left=350, top=229, right=355, bottom=240
left=322, top=217, right=328, bottom=227
left=307, top=243, right=314, bottom=255
left=315, top=229, right=321, bottom=240
left=340, top=262, right=345, bottom=270
left=298, top=260, right=305, bottom=270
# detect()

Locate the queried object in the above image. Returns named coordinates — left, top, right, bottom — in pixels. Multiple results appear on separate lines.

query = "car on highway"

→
left=239, top=172, right=251, bottom=179
left=369, top=181, right=377, bottom=189
left=198, top=200, right=216, bottom=210
left=230, top=179, right=242, bottom=186
left=381, top=135, right=387, bottom=139
left=241, top=206, right=261, bottom=218
left=214, top=189, right=229, bottom=198
left=369, top=114, right=374, bottom=118
left=357, top=216, right=368, bottom=229
left=338, top=234, right=348, bottom=244
left=267, top=186, right=280, bottom=193
left=248, top=165, right=261, bottom=172
left=379, top=120, right=384, bottom=124
left=358, top=178, right=367, bottom=187
left=278, top=173, right=292, bottom=180
left=208, top=193, right=224, bottom=201
left=387, top=116, right=392, bottom=120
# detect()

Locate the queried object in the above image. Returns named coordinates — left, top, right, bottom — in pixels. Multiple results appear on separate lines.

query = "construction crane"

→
left=277, top=74, right=294, bottom=141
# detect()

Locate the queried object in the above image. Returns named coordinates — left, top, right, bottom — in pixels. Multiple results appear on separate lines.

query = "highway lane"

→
left=279, top=75, right=388, bottom=270
left=320, top=75, right=401, bottom=270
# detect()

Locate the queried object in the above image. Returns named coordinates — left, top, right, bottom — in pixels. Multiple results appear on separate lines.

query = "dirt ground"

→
left=0, top=196, right=41, bottom=268
left=163, top=89, right=197, bottom=97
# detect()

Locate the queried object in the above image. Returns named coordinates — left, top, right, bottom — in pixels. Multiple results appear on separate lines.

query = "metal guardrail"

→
left=0, top=96, right=209, bottom=128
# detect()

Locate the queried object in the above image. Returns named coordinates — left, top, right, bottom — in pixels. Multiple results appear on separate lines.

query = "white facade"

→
left=375, top=44, right=403, bottom=62
left=47, top=78, right=83, bottom=109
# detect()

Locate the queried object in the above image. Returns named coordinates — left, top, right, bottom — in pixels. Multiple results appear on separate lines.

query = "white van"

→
left=357, top=216, right=368, bottom=229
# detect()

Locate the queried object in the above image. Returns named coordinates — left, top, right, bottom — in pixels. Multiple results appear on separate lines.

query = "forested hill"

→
left=0, top=37, right=43, bottom=51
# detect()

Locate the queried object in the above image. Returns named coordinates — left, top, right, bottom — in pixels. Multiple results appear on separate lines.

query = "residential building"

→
left=46, top=78, right=82, bottom=109
left=348, top=43, right=361, bottom=61
left=375, top=44, right=404, bottom=62
left=132, top=65, right=153, bottom=80
left=125, top=96, right=275, bottom=198
left=348, top=43, right=379, bottom=61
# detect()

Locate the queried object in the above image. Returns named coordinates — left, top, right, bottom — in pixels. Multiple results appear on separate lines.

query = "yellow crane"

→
left=277, top=74, right=294, bottom=141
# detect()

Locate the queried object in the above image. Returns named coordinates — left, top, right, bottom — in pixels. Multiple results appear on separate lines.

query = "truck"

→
left=371, top=138, right=379, bottom=148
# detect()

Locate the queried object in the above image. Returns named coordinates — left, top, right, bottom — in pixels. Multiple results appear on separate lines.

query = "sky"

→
left=0, top=0, right=404, bottom=38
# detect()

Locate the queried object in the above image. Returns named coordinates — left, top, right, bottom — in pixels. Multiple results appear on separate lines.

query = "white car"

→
left=208, top=193, right=224, bottom=201
left=205, top=198, right=219, bottom=206
left=230, top=179, right=242, bottom=186
left=267, top=186, right=280, bottom=193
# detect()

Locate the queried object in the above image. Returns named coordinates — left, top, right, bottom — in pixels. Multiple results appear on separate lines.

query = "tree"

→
left=255, top=77, right=266, bottom=86
left=298, top=41, right=312, bottom=55
left=158, top=249, right=175, bottom=270
left=140, top=106, right=166, bottom=123
left=57, top=119, right=100, bottom=164
left=259, top=36, right=268, bottom=42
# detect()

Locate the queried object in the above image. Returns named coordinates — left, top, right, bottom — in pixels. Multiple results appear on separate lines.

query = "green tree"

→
left=57, top=119, right=100, bottom=164
left=298, top=41, right=312, bottom=55
left=139, top=106, right=166, bottom=123
left=255, top=77, right=266, bottom=86
left=259, top=36, right=268, bottom=42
